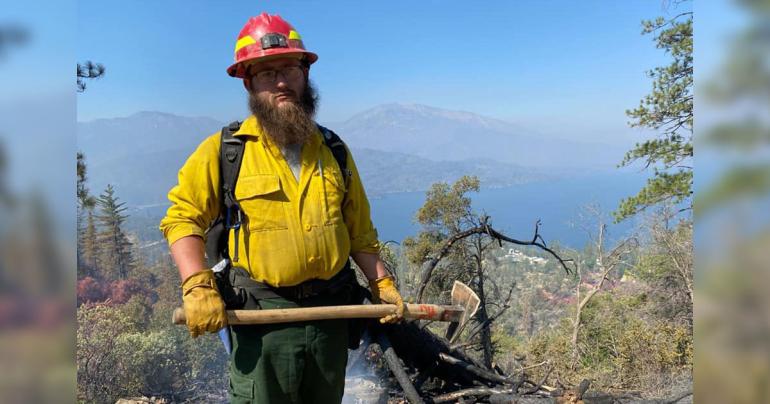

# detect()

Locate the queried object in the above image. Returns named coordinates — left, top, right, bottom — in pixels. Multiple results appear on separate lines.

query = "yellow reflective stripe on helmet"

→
left=288, top=30, right=302, bottom=40
left=234, top=35, right=256, bottom=53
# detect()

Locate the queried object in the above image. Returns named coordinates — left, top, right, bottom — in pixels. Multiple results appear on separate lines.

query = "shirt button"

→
left=305, top=224, right=312, bottom=232
left=308, top=257, right=318, bottom=264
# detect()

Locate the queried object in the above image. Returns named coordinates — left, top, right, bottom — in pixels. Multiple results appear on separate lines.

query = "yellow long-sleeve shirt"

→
left=159, top=115, right=380, bottom=286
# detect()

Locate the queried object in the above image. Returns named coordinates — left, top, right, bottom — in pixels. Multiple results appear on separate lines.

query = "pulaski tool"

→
left=173, top=281, right=480, bottom=336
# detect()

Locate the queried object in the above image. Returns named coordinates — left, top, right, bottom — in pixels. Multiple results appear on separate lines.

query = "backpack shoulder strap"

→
left=205, top=121, right=244, bottom=267
left=316, top=124, right=351, bottom=188
left=219, top=121, right=245, bottom=212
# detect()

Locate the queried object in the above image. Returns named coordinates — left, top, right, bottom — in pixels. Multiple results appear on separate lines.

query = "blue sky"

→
left=74, top=0, right=695, bottom=145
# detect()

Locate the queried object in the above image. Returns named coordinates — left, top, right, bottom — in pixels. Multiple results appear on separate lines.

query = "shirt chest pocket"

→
left=318, top=169, right=346, bottom=225
left=235, top=174, right=289, bottom=231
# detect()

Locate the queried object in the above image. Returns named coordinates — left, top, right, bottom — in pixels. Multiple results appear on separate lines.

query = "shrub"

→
left=77, top=303, right=134, bottom=403
left=76, top=300, right=228, bottom=403
left=114, top=330, right=188, bottom=398
left=77, top=277, right=109, bottom=305
left=525, top=292, right=692, bottom=396
left=110, top=278, right=158, bottom=306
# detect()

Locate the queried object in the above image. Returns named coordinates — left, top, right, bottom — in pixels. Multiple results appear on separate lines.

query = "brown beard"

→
left=248, top=80, right=319, bottom=147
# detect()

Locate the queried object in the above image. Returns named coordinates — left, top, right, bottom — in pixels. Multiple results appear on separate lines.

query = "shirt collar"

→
left=232, top=115, right=263, bottom=139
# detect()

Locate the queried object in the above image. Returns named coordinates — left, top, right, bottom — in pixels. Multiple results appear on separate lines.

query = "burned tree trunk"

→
left=472, top=235, right=495, bottom=369
left=476, top=278, right=494, bottom=369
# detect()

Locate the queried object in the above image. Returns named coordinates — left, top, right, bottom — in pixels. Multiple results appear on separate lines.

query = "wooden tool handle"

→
left=172, top=303, right=463, bottom=325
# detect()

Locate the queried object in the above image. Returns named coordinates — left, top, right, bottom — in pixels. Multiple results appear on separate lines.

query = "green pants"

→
left=228, top=293, right=350, bottom=404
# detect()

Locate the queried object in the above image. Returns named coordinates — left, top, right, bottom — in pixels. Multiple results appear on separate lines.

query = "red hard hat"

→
left=227, top=13, right=318, bottom=78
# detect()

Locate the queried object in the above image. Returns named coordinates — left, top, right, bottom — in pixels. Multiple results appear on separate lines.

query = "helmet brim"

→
left=227, top=49, right=318, bottom=78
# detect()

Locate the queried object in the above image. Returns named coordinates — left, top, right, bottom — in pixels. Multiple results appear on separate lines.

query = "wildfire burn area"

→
left=76, top=196, right=692, bottom=402
left=77, top=170, right=692, bottom=403
left=340, top=319, right=692, bottom=404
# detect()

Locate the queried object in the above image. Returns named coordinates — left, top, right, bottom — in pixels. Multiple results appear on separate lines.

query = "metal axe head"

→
left=445, top=281, right=480, bottom=342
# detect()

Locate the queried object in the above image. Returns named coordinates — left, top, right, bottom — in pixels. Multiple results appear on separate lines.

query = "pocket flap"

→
left=235, top=175, right=281, bottom=200
left=322, top=169, right=345, bottom=191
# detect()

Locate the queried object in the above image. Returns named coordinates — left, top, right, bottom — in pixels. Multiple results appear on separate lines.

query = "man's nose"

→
left=275, top=71, right=291, bottom=86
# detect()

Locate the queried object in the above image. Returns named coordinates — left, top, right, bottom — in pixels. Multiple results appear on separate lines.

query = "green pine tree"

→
left=616, top=8, right=693, bottom=222
left=96, top=184, right=134, bottom=280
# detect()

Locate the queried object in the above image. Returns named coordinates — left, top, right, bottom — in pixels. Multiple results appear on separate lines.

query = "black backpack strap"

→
left=220, top=121, right=245, bottom=212
left=217, top=121, right=245, bottom=263
left=317, top=124, right=351, bottom=189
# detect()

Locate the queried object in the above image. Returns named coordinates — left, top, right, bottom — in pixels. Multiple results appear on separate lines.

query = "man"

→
left=159, top=13, right=404, bottom=403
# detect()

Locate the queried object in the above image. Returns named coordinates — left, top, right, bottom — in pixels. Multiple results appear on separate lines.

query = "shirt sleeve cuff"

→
left=164, top=225, right=205, bottom=247
left=350, top=229, right=381, bottom=254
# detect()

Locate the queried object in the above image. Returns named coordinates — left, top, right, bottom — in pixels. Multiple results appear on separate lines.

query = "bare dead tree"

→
left=416, top=216, right=574, bottom=303
left=406, top=213, right=574, bottom=374
left=569, top=208, right=638, bottom=368
left=409, top=213, right=573, bottom=372
left=468, top=225, right=499, bottom=368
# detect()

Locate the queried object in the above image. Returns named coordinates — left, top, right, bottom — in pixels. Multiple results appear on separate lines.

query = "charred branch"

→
left=416, top=218, right=574, bottom=302
left=438, top=352, right=513, bottom=385
left=522, top=363, right=553, bottom=395
left=378, top=321, right=581, bottom=400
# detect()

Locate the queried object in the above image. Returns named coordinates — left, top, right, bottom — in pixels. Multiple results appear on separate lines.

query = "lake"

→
left=369, top=171, right=647, bottom=249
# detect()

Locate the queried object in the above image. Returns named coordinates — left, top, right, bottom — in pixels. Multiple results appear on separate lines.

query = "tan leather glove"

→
left=369, top=275, right=405, bottom=324
left=181, top=269, right=227, bottom=338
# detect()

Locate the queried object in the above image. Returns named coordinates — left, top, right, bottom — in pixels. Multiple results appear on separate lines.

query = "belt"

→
left=230, top=260, right=355, bottom=302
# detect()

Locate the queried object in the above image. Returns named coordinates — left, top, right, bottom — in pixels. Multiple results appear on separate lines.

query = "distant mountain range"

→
left=333, top=104, right=626, bottom=168
left=77, top=104, right=623, bottom=206
left=78, top=111, right=222, bottom=167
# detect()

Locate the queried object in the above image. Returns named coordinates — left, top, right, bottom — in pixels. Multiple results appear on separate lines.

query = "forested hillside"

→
left=75, top=3, right=692, bottom=402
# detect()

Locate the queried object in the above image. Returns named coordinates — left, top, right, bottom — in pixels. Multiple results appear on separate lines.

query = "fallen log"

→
left=361, top=321, right=620, bottom=403
left=383, top=321, right=483, bottom=388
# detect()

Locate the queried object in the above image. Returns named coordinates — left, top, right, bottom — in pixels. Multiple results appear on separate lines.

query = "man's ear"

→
left=243, top=78, right=252, bottom=92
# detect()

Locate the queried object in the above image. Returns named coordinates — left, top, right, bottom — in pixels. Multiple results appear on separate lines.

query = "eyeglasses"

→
left=252, top=65, right=305, bottom=85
